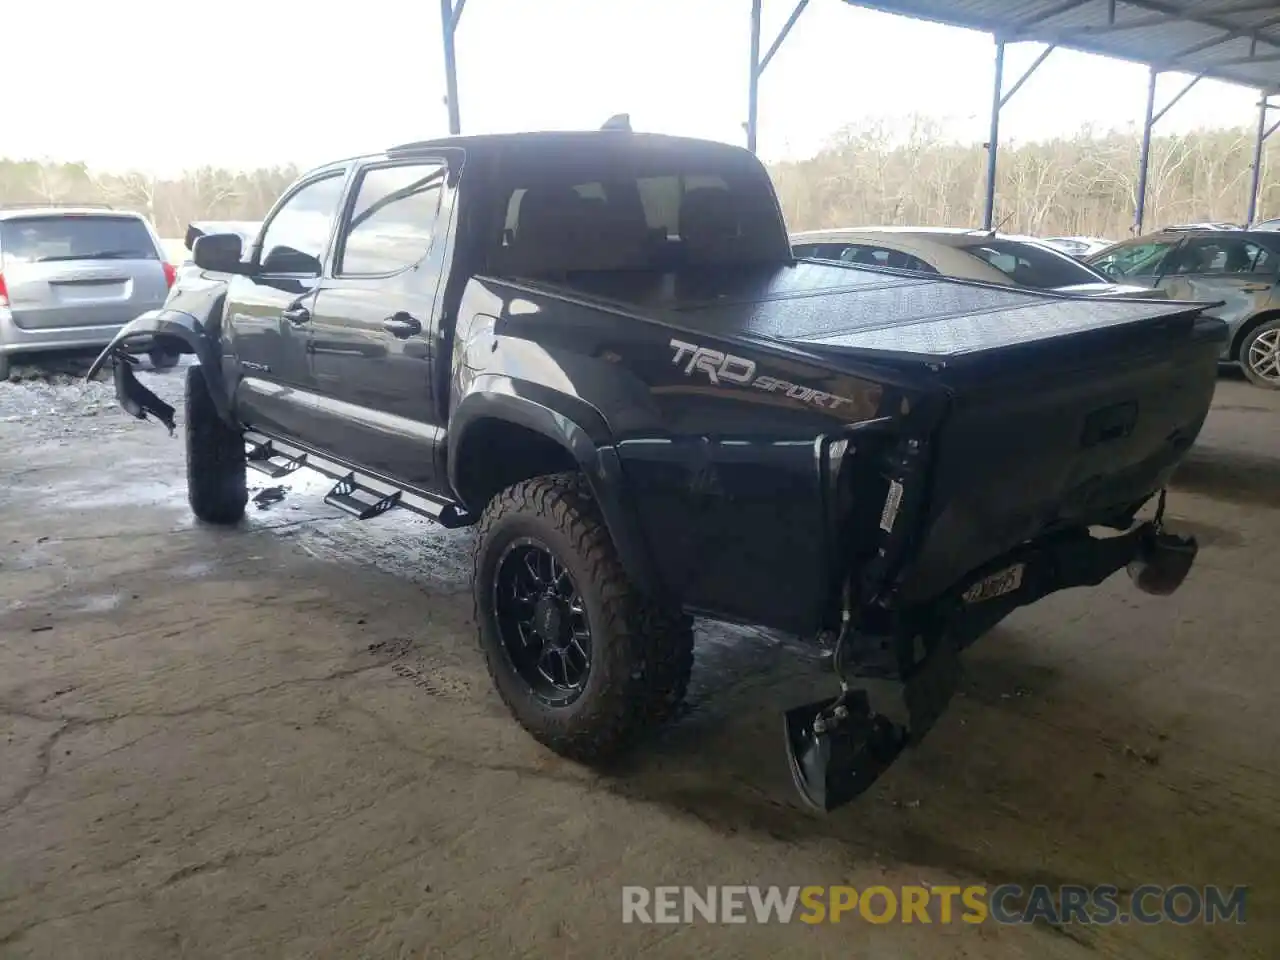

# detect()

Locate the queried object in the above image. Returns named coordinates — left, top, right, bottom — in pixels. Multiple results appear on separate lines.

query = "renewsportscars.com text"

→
left=621, top=884, right=1248, bottom=926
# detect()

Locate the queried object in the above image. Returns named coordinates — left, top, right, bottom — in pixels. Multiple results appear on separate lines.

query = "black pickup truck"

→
left=89, top=128, right=1225, bottom=811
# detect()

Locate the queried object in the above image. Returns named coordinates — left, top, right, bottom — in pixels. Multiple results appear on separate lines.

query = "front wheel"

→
left=1241, top=318, right=1280, bottom=389
left=473, top=473, right=693, bottom=763
left=185, top=365, right=246, bottom=524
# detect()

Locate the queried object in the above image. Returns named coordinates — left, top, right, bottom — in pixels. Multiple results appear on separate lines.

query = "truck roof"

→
left=385, top=130, right=752, bottom=158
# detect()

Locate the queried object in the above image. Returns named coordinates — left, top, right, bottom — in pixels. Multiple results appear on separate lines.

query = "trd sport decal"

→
left=668, top=338, right=855, bottom=412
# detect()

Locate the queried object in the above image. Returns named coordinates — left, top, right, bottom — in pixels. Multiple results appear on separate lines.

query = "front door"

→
left=308, top=158, right=453, bottom=491
left=224, top=169, right=348, bottom=440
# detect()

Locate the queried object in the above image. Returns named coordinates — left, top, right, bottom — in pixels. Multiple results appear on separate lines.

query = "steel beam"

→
left=1133, top=70, right=1202, bottom=232
left=440, top=0, right=466, bottom=135
left=1134, top=68, right=1158, bottom=234
left=981, top=40, right=1053, bottom=230
left=982, top=40, right=1005, bottom=231
left=747, top=0, right=763, bottom=154
left=747, top=0, right=810, bottom=154
left=1248, top=96, right=1279, bottom=224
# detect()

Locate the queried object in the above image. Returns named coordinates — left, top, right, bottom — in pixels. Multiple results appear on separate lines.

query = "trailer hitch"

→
left=784, top=492, right=1197, bottom=812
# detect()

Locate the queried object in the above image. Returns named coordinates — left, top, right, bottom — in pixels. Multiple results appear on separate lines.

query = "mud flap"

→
left=114, top=355, right=176, bottom=435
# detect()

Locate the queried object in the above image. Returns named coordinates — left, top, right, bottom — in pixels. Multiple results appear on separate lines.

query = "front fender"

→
left=86, top=308, right=233, bottom=425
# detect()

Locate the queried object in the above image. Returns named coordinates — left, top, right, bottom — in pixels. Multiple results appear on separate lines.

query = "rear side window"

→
left=336, top=162, right=447, bottom=276
left=489, top=145, right=787, bottom=276
left=1166, top=238, right=1275, bottom=275
left=961, top=239, right=1103, bottom=289
left=0, top=215, right=158, bottom=267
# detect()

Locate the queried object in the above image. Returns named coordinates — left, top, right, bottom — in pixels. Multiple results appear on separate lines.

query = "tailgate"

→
left=874, top=309, right=1227, bottom=604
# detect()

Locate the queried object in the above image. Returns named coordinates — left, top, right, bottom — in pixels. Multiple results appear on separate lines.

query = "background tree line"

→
left=1, top=120, right=1276, bottom=240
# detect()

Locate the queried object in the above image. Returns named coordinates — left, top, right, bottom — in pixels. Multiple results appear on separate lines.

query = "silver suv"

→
left=0, top=205, right=174, bottom=379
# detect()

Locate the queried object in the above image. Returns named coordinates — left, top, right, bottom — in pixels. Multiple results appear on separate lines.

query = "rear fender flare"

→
left=448, top=381, right=666, bottom=600
left=86, top=308, right=233, bottom=425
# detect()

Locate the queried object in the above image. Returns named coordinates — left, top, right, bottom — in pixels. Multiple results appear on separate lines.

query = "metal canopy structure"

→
left=437, top=0, right=1280, bottom=234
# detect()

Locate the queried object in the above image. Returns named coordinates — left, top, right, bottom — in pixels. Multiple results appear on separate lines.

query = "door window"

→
left=258, top=174, right=346, bottom=275
left=336, top=162, right=447, bottom=276
left=1090, top=240, right=1178, bottom=279
left=1166, top=238, right=1274, bottom=275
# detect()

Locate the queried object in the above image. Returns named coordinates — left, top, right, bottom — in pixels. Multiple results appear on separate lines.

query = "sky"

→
left=6, top=0, right=1263, bottom=175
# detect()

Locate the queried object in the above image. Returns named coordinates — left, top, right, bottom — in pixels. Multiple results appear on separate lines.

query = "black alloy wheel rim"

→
left=492, top=538, right=593, bottom=706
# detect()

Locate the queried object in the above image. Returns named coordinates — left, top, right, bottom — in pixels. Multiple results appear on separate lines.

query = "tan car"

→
left=790, top=227, right=1163, bottom=299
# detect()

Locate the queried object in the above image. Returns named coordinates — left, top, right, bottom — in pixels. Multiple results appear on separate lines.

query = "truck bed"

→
left=541, top=260, right=1227, bottom=611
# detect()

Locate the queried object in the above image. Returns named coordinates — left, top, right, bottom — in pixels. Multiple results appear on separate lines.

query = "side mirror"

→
left=192, top=233, right=247, bottom=274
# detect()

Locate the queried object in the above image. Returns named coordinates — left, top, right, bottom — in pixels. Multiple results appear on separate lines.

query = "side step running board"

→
left=246, top=438, right=308, bottom=478
left=325, top=473, right=402, bottom=520
left=242, top=430, right=472, bottom=528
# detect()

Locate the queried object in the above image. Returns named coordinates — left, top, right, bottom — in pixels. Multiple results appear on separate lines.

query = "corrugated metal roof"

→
left=846, top=0, right=1280, bottom=93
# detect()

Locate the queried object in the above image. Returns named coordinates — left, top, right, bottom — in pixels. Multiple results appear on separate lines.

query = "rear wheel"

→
left=185, top=365, right=246, bottom=524
left=473, top=473, right=693, bottom=763
left=1241, top=319, right=1280, bottom=389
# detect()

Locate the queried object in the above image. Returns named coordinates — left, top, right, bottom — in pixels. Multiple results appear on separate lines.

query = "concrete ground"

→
left=1, top=361, right=1277, bottom=959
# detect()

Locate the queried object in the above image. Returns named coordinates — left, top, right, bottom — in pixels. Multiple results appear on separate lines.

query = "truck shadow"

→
left=1171, top=447, right=1280, bottom=509
left=602, top=619, right=1275, bottom=911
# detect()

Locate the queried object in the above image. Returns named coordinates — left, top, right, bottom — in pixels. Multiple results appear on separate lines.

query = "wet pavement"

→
left=0, top=360, right=1277, bottom=958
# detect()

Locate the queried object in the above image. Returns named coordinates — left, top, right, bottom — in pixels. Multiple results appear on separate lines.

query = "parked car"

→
left=1088, top=229, right=1280, bottom=388
left=1041, top=236, right=1115, bottom=259
left=89, top=130, right=1220, bottom=812
left=790, top=227, right=1162, bottom=299
left=0, top=205, right=176, bottom=379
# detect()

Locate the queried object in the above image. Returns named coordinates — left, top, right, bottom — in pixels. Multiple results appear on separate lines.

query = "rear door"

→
left=306, top=157, right=454, bottom=490
left=0, top=213, right=169, bottom=332
left=1155, top=236, right=1280, bottom=340
left=224, top=169, right=348, bottom=440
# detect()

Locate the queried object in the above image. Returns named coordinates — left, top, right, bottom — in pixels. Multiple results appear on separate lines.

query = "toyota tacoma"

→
left=88, top=126, right=1225, bottom=811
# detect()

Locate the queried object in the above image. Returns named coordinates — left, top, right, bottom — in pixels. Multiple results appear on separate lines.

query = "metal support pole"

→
left=1134, top=67, right=1158, bottom=234
left=747, top=0, right=763, bottom=154
left=746, top=0, right=808, bottom=154
left=440, top=0, right=464, bottom=135
left=982, top=39, right=1005, bottom=231
left=1134, top=71, right=1201, bottom=233
left=1248, top=94, right=1271, bottom=224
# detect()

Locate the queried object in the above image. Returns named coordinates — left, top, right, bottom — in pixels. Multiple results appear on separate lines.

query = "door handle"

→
left=282, top=304, right=311, bottom=325
left=382, top=312, right=422, bottom=338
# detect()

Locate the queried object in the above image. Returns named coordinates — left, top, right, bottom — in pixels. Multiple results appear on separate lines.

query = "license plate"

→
left=962, top=563, right=1025, bottom=604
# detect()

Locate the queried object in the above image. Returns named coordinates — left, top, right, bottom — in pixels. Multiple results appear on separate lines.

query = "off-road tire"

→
left=473, top=473, right=694, bottom=763
left=185, top=364, right=246, bottom=524
left=1240, top=317, right=1280, bottom=389
left=149, top=347, right=180, bottom=371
